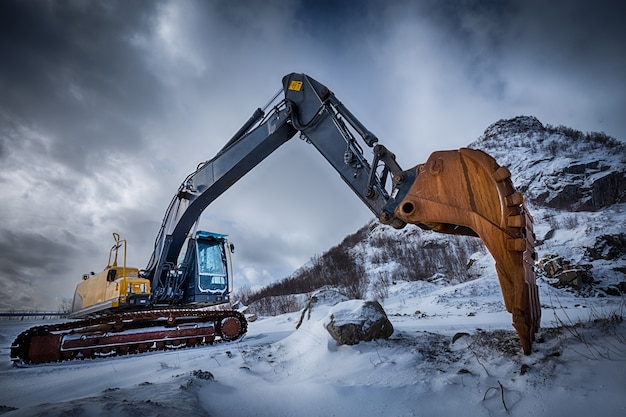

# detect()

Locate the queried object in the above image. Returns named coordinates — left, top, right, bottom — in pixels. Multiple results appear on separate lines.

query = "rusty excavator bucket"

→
left=392, top=148, right=539, bottom=354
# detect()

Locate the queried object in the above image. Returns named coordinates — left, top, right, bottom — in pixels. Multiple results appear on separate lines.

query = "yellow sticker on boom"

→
left=288, top=80, right=303, bottom=91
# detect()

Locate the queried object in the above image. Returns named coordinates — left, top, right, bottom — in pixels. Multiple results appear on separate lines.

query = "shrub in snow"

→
left=296, top=288, right=350, bottom=329
left=324, top=300, right=394, bottom=345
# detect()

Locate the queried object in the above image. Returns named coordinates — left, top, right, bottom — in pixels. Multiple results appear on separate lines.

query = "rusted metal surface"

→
left=11, top=309, right=247, bottom=365
left=219, top=316, right=244, bottom=340
left=394, top=148, right=540, bottom=354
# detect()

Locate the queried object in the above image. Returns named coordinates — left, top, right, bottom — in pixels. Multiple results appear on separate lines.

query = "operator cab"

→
left=181, top=231, right=234, bottom=305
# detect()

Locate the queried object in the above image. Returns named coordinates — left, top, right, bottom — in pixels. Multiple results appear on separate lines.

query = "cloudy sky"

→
left=1, top=0, right=625, bottom=311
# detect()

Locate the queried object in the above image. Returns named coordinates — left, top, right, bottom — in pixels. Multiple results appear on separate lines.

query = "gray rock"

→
left=325, top=300, right=393, bottom=345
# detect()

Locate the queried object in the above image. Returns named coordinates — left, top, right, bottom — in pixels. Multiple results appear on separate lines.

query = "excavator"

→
left=11, top=73, right=539, bottom=365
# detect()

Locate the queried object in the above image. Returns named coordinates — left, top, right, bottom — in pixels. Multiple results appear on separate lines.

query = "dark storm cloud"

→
left=420, top=0, right=515, bottom=98
left=0, top=228, right=81, bottom=279
left=513, top=1, right=626, bottom=95
left=0, top=227, right=91, bottom=310
left=0, top=0, right=177, bottom=310
left=502, top=1, right=626, bottom=137
left=0, top=0, right=165, bottom=171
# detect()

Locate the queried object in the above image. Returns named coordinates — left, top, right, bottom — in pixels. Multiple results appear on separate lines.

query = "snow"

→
left=1, top=279, right=625, bottom=417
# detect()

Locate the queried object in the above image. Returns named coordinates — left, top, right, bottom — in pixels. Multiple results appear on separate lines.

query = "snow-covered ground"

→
left=1, top=275, right=625, bottom=417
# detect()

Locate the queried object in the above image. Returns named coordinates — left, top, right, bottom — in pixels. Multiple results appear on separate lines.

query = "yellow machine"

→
left=70, top=233, right=151, bottom=318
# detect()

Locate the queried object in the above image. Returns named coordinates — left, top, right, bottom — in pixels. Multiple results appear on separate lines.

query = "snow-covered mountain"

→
left=474, top=115, right=625, bottom=212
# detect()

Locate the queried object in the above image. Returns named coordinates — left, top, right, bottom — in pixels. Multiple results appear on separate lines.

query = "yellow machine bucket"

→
left=393, top=148, right=539, bottom=354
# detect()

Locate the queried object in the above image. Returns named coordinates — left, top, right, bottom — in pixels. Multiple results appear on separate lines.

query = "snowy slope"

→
left=1, top=284, right=625, bottom=417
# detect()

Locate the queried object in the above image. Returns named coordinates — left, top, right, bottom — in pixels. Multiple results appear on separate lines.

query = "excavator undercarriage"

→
left=11, top=309, right=247, bottom=365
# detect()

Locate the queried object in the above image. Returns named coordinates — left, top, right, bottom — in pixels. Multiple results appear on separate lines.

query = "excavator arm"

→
left=145, top=73, right=539, bottom=354
left=144, top=74, right=401, bottom=301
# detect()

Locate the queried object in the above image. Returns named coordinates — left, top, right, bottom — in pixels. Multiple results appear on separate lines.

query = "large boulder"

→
left=538, top=254, right=593, bottom=289
left=324, top=300, right=394, bottom=345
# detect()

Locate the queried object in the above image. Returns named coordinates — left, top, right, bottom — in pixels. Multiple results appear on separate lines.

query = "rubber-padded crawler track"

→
left=10, top=309, right=247, bottom=365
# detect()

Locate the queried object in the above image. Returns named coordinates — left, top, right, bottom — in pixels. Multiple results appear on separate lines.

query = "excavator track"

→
left=10, top=309, right=247, bottom=365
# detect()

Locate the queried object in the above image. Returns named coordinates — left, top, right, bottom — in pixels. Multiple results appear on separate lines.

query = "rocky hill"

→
left=474, top=115, right=625, bottom=211
left=470, top=116, right=626, bottom=294
left=242, top=116, right=626, bottom=314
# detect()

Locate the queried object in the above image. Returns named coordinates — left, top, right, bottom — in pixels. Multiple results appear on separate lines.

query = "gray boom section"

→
left=284, top=76, right=390, bottom=215
left=145, top=107, right=297, bottom=284
left=145, top=73, right=405, bottom=298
